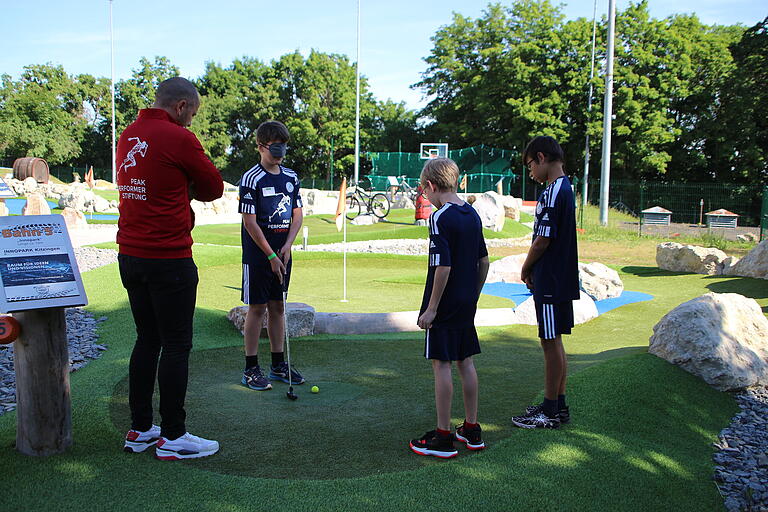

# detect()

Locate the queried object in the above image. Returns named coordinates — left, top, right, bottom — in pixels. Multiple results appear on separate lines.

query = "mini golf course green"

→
left=1, top=233, right=766, bottom=510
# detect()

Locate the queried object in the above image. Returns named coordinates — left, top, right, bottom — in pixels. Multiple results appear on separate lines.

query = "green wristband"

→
left=267, top=252, right=277, bottom=260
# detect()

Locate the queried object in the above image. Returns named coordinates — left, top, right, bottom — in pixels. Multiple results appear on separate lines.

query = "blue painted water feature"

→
left=482, top=281, right=653, bottom=314
left=4, top=198, right=118, bottom=221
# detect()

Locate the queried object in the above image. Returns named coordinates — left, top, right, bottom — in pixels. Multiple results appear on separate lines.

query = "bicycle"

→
left=395, top=175, right=419, bottom=202
left=346, top=184, right=390, bottom=220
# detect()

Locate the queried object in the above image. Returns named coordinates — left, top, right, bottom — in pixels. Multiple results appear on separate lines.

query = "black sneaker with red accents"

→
left=455, top=423, right=485, bottom=450
left=512, top=411, right=561, bottom=429
left=524, top=403, right=570, bottom=424
left=409, top=430, right=458, bottom=458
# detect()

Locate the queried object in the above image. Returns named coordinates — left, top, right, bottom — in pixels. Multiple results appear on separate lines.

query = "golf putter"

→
left=283, top=272, right=297, bottom=400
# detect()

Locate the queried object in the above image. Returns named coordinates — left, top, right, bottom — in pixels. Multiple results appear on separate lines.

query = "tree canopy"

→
left=0, top=1, right=765, bottom=189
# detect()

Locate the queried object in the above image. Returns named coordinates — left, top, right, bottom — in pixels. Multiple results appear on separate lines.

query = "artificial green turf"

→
left=192, top=208, right=531, bottom=247
left=2, top=245, right=763, bottom=510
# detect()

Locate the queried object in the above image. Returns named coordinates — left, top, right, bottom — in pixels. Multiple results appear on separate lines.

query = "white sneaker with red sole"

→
left=124, top=425, right=161, bottom=453
left=155, top=432, right=219, bottom=460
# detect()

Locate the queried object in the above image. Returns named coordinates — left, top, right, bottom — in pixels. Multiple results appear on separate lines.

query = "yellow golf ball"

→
left=311, top=385, right=320, bottom=393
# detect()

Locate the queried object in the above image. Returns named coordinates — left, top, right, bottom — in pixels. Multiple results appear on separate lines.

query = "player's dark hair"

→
left=154, top=77, right=199, bottom=108
left=523, top=136, right=565, bottom=165
left=256, top=121, right=290, bottom=144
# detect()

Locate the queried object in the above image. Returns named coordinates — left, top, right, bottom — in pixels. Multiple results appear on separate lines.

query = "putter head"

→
left=287, top=389, right=298, bottom=400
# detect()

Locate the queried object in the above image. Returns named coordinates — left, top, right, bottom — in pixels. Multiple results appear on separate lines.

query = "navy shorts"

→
left=424, top=326, right=481, bottom=361
left=241, top=259, right=292, bottom=304
left=534, top=299, right=574, bottom=340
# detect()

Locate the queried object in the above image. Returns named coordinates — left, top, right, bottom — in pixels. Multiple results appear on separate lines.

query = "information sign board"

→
left=0, top=215, right=87, bottom=312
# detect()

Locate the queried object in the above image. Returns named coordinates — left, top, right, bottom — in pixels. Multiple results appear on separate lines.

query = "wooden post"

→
left=14, top=308, right=72, bottom=456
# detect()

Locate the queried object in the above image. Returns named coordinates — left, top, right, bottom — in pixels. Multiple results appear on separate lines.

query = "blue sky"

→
left=2, top=1, right=765, bottom=110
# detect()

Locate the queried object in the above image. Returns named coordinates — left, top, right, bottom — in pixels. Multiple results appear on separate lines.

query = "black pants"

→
left=118, top=254, right=199, bottom=439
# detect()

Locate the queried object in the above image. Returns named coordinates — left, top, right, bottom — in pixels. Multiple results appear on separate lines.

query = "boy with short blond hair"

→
left=239, top=120, right=306, bottom=391
left=409, top=157, right=490, bottom=458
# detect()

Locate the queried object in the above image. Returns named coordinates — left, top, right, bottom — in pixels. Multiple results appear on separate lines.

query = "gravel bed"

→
left=73, top=246, right=118, bottom=272
left=714, top=386, right=768, bottom=511
left=0, top=247, right=116, bottom=416
left=300, top=236, right=531, bottom=255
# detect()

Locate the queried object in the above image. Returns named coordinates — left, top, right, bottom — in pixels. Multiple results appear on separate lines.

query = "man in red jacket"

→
left=117, top=77, right=224, bottom=460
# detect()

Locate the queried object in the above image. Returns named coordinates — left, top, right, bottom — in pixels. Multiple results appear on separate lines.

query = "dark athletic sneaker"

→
left=512, top=411, right=561, bottom=429
left=409, top=430, right=458, bottom=458
left=269, top=362, right=305, bottom=385
left=242, top=365, right=272, bottom=391
left=455, top=423, right=485, bottom=450
left=524, top=403, right=570, bottom=424
left=123, top=424, right=161, bottom=453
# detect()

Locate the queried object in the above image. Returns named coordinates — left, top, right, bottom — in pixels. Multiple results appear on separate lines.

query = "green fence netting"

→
left=366, top=145, right=522, bottom=194
left=585, top=180, right=762, bottom=226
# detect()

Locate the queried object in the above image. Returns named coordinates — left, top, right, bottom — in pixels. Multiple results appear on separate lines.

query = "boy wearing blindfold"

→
left=238, top=120, right=306, bottom=391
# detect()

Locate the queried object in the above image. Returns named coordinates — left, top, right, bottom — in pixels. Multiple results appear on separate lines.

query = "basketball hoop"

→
left=420, top=143, right=449, bottom=160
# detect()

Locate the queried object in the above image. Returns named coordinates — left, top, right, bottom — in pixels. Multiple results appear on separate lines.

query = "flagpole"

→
left=353, top=0, right=361, bottom=186
left=342, top=207, right=348, bottom=302
left=599, top=0, right=616, bottom=226
left=581, top=0, right=598, bottom=211
left=109, top=0, right=116, bottom=185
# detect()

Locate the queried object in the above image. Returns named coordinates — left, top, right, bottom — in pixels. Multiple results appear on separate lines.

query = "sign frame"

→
left=0, top=214, right=87, bottom=312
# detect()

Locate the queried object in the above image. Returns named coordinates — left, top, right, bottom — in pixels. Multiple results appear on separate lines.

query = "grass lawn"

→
left=3, top=231, right=765, bottom=509
left=193, top=208, right=531, bottom=247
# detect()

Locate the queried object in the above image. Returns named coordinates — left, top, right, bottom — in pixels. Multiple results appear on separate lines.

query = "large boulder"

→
left=228, top=303, right=315, bottom=338
left=301, top=189, right=341, bottom=216
left=22, top=193, right=51, bottom=215
left=58, top=184, right=93, bottom=211
left=470, top=191, right=506, bottom=232
left=191, top=193, right=238, bottom=217
left=391, top=194, right=415, bottom=210
left=578, top=262, right=623, bottom=301
left=485, top=253, right=527, bottom=283
left=513, top=291, right=599, bottom=326
left=649, top=293, right=768, bottom=391
left=500, top=195, right=522, bottom=221
left=725, top=240, right=768, bottom=280
left=23, top=177, right=38, bottom=195
left=93, top=195, right=111, bottom=213
left=351, top=214, right=379, bottom=225
left=61, top=207, right=89, bottom=230
left=656, top=242, right=731, bottom=275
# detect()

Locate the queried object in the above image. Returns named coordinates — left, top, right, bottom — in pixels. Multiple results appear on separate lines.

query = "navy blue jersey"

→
left=239, top=164, right=302, bottom=264
left=420, top=202, right=488, bottom=328
left=531, top=175, right=579, bottom=303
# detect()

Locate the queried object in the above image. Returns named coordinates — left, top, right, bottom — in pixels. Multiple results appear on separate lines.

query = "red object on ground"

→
left=415, top=186, right=431, bottom=220
left=0, top=316, right=21, bottom=344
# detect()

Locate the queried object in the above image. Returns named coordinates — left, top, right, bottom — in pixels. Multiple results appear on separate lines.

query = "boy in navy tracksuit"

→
left=238, top=121, right=306, bottom=391
left=513, top=136, right=579, bottom=429
left=409, top=157, right=490, bottom=458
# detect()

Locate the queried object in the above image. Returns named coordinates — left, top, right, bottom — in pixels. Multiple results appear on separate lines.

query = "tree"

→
left=0, top=64, right=91, bottom=165
left=720, top=16, right=768, bottom=184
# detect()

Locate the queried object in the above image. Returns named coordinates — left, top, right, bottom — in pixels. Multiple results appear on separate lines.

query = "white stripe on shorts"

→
left=548, top=304, right=556, bottom=339
left=243, top=263, right=249, bottom=303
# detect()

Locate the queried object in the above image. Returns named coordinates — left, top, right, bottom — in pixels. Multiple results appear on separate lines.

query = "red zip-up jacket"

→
left=116, top=108, right=224, bottom=259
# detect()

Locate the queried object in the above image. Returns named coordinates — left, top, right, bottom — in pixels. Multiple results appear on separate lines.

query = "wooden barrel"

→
left=13, top=157, right=50, bottom=184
